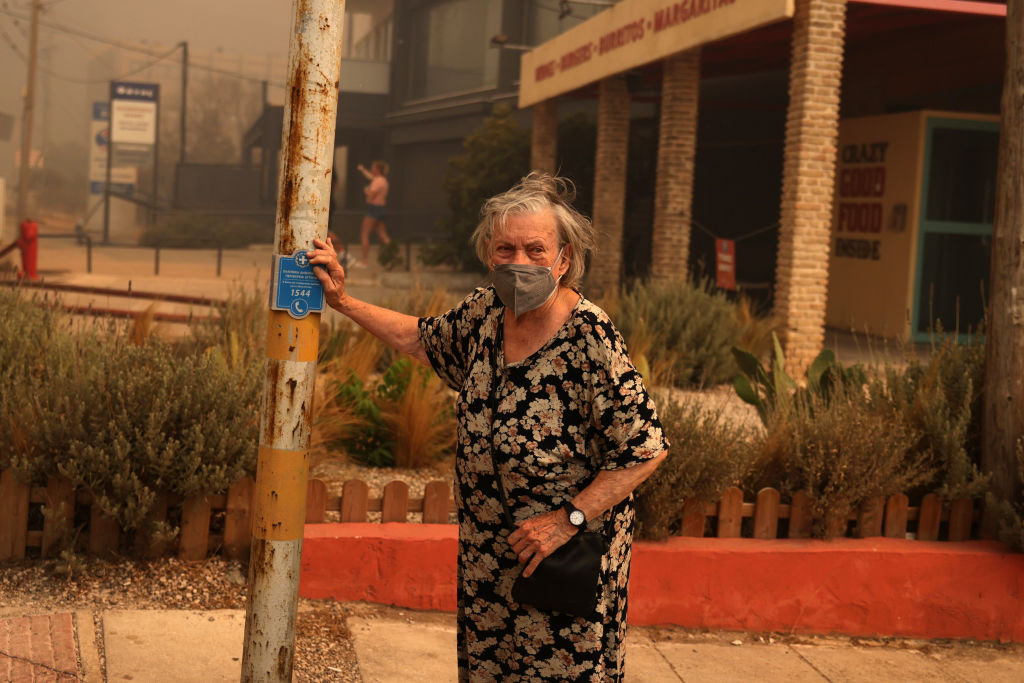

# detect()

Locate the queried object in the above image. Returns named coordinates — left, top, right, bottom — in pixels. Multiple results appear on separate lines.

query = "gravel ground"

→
left=311, top=458, right=457, bottom=523
left=311, top=459, right=454, bottom=502
left=0, top=557, right=362, bottom=681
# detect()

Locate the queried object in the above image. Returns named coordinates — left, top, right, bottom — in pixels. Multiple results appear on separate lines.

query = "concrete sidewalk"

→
left=4, top=607, right=1024, bottom=682
left=343, top=611, right=1024, bottom=683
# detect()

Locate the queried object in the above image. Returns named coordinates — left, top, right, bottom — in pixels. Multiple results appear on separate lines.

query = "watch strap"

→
left=563, top=502, right=586, bottom=528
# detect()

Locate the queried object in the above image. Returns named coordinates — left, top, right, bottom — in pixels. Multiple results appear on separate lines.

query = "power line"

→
left=0, top=15, right=26, bottom=60
left=54, top=44, right=180, bottom=85
left=1, top=19, right=183, bottom=86
left=0, top=7, right=286, bottom=87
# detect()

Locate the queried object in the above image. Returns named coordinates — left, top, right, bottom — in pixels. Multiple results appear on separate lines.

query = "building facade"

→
left=239, top=0, right=1006, bottom=370
left=516, top=0, right=1005, bottom=370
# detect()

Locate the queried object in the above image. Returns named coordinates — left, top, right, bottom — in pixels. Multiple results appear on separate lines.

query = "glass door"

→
left=913, top=117, right=999, bottom=342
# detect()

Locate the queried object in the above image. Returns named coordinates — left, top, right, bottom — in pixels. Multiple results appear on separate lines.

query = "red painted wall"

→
left=300, top=523, right=458, bottom=611
left=628, top=537, right=1024, bottom=642
left=299, top=525, right=1024, bottom=643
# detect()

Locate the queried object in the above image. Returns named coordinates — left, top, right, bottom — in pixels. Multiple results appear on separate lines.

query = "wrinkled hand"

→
left=308, top=237, right=346, bottom=310
left=507, top=508, right=577, bottom=578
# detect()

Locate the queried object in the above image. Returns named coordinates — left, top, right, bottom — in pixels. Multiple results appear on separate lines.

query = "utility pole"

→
left=173, top=41, right=188, bottom=209
left=15, top=0, right=41, bottom=223
left=241, top=1, right=344, bottom=681
left=180, top=41, right=188, bottom=166
left=983, top=0, right=1024, bottom=534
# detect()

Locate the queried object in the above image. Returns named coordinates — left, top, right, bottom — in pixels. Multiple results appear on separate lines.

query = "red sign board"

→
left=716, top=239, right=736, bottom=290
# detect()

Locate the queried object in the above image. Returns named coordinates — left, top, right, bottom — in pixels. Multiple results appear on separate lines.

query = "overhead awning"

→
left=518, top=0, right=1005, bottom=108
left=518, top=0, right=795, bottom=108
left=850, top=0, right=1004, bottom=15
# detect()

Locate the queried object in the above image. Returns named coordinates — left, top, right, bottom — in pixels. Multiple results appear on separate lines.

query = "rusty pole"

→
left=241, top=1, right=344, bottom=681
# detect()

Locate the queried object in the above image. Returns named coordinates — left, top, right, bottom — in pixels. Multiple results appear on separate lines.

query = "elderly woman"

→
left=308, top=172, right=668, bottom=681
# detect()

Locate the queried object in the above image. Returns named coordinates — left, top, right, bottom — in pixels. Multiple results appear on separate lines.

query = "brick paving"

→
left=0, top=613, right=80, bottom=682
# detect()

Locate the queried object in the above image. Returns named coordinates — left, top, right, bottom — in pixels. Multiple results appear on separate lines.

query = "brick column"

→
left=651, top=49, right=701, bottom=282
left=586, top=76, right=630, bottom=299
left=530, top=98, right=558, bottom=173
left=774, top=0, right=847, bottom=375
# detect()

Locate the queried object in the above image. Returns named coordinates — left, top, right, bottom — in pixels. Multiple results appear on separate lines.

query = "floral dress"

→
left=418, top=287, right=668, bottom=682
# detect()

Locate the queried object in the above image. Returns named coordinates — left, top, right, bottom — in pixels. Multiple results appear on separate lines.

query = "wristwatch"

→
left=563, top=502, right=586, bottom=529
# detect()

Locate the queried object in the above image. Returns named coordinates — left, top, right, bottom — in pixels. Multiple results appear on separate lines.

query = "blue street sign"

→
left=270, top=250, right=325, bottom=319
left=110, top=81, right=159, bottom=102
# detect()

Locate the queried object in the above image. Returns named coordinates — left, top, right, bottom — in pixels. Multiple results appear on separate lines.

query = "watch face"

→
left=569, top=509, right=585, bottom=526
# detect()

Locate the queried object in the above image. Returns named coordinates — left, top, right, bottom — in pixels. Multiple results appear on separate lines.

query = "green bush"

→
left=0, top=289, right=75, bottom=422
left=332, top=357, right=453, bottom=468
left=634, top=392, right=756, bottom=540
left=735, top=329, right=990, bottom=529
left=759, top=390, right=934, bottom=538
left=733, top=332, right=867, bottom=426
left=333, top=368, right=396, bottom=468
left=0, top=290, right=261, bottom=533
left=608, top=278, right=774, bottom=388
left=186, top=282, right=268, bottom=370
left=377, top=240, right=403, bottom=271
left=421, top=103, right=530, bottom=272
left=141, top=212, right=272, bottom=248
left=866, top=335, right=989, bottom=499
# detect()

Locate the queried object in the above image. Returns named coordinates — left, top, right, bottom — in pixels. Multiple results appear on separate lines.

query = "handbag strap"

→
left=486, top=321, right=613, bottom=537
left=488, top=344, right=518, bottom=530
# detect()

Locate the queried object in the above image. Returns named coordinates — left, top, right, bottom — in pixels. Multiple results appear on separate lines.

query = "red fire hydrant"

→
left=17, top=218, right=39, bottom=280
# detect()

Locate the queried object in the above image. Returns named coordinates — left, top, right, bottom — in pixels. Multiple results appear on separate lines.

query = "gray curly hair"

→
left=472, top=171, right=595, bottom=289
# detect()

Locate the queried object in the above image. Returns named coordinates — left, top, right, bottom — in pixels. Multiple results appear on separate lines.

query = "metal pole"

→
left=86, top=235, right=92, bottom=274
left=174, top=41, right=188, bottom=210
left=151, top=85, right=161, bottom=225
left=103, top=84, right=113, bottom=244
left=241, top=2, right=344, bottom=681
left=216, top=242, right=222, bottom=277
left=15, top=0, right=40, bottom=224
left=154, top=244, right=160, bottom=275
left=180, top=41, right=188, bottom=166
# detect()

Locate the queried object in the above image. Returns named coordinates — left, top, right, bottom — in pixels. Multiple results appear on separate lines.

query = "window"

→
left=345, top=9, right=394, bottom=62
left=914, top=121, right=998, bottom=339
left=408, top=0, right=502, bottom=99
left=925, top=127, right=998, bottom=224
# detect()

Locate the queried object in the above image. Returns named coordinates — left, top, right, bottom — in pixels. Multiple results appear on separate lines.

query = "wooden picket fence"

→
left=0, top=469, right=979, bottom=563
left=0, top=471, right=454, bottom=563
left=673, top=487, right=977, bottom=542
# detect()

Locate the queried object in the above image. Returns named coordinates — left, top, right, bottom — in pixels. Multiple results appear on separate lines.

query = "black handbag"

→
left=488, top=348, right=606, bottom=617
left=509, top=527, right=605, bottom=616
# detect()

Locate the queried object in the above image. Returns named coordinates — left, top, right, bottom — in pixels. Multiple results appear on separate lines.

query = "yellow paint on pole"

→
left=243, top=1, right=343, bottom=677
left=251, top=446, right=309, bottom=541
left=265, top=310, right=320, bottom=363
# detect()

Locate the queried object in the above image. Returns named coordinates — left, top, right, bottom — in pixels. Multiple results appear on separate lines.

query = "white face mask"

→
left=492, top=247, right=564, bottom=317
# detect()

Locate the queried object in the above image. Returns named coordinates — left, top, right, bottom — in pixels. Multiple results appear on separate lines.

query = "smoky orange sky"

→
left=0, top=0, right=297, bottom=178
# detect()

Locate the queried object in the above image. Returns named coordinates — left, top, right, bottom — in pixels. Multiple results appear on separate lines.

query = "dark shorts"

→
left=366, top=204, right=386, bottom=221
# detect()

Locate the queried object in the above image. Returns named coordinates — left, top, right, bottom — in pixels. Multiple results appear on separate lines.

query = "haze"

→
left=0, top=0, right=293, bottom=178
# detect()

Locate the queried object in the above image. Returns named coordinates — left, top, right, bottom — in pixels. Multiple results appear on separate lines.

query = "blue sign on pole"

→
left=270, top=250, right=325, bottom=319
